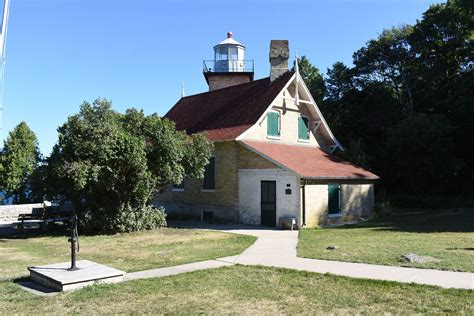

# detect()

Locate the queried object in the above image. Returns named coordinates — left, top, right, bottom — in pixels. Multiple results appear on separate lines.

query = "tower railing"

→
left=203, top=60, right=254, bottom=73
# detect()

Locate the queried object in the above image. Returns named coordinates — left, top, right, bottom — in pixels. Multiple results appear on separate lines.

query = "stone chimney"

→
left=269, top=40, right=289, bottom=82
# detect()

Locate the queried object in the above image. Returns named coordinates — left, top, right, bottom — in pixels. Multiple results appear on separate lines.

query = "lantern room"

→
left=203, top=32, right=254, bottom=91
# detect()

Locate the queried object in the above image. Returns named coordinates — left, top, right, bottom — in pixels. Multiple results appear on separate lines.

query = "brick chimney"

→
left=269, top=40, right=289, bottom=82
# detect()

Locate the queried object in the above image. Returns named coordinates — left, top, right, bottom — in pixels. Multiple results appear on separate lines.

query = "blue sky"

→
left=3, top=0, right=442, bottom=155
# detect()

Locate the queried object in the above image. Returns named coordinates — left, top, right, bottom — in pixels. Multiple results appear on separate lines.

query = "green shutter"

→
left=203, top=157, right=216, bottom=190
left=298, top=116, right=309, bottom=140
left=328, top=184, right=341, bottom=214
left=267, top=112, right=280, bottom=137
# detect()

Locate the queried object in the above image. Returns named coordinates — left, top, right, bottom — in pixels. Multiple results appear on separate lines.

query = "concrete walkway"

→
left=17, top=223, right=474, bottom=295
left=213, top=227, right=474, bottom=290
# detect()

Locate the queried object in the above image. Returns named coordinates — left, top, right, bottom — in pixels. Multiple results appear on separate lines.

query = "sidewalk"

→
left=215, top=227, right=474, bottom=290
left=19, top=224, right=474, bottom=295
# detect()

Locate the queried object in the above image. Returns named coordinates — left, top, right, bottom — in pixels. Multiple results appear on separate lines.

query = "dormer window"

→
left=267, top=111, right=280, bottom=138
left=298, top=115, right=310, bottom=141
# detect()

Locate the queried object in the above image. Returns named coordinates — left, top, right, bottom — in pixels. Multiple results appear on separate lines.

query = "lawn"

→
left=298, top=208, right=474, bottom=272
left=1, top=265, right=472, bottom=314
left=0, top=228, right=256, bottom=281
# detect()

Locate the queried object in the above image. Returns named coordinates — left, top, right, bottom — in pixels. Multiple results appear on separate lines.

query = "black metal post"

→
left=68, top=213, right=79, bottom=271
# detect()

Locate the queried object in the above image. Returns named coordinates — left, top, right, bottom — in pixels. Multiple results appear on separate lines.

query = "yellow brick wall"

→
left=156, top=141, right=278, bottom=208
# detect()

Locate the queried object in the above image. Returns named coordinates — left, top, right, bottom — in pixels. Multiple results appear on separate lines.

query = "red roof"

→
left=241, top=141, right=379, bottom=180
left=164, top=72, right=294, bottom=141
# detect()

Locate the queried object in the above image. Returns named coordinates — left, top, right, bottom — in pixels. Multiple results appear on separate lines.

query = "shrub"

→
left=112, top=204, right=167, bottom=233
left=374, top=201, right=392, bottom=216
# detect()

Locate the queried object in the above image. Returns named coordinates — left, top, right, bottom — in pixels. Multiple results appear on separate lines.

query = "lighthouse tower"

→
left=203, top=32, right=254, bottom=91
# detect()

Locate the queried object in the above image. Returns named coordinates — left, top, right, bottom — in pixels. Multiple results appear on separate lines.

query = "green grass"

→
left=298, top=208, right=474, bottom=272
left=1, top=265, right=472, bottom=314
left=0, top=228, right=256, bottom=280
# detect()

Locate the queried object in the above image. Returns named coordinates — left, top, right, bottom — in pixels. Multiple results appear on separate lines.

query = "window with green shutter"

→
left=267, top=111, right=280, bottom=137
left=202, top=156, right=216, bottom=190
left=298, top=116, right=310, bottom=140
left=328, top=184, right=341, bottom=215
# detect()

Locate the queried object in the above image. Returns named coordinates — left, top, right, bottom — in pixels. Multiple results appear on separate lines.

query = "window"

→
left=298, top=116, right=310, bottom=141
left=202, top=156, right=216, bottom=190
left=267, top=111, right=280, bottom=138
left=172, top=181, right=184, bottom=192
left=328, top=184, right=341, bottom=215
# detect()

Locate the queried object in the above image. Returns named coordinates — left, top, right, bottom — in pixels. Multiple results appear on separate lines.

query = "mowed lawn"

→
left=0, top=228, right=256, bottom=280
left=298, top=208, right=474, bottom=272
left=1, top=265, right=473, bottom=314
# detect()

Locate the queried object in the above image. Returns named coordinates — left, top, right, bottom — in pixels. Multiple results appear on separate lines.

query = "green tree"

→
left=386, top=114, right=458, bottom=194
left=48, top=99, right=212, bottom=233
left=297, top=56, right=326, bottom=105
left=0, top=122, right=40, bottom=203
left=353, top=25, right=416, bottom=112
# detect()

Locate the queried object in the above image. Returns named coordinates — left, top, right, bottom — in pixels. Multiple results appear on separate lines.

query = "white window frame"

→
left=298, top=114, right=310, bottom=143
left=266, top=110, right=281, bottom=140
left=201, top=155, right=216, bottom=192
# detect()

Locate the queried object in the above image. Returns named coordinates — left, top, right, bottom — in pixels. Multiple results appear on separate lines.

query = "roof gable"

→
left=164, top=72, right=294, bottom=141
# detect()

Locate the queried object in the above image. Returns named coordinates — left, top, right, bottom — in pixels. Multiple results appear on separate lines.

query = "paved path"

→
left=214, top=227, right=474, bottom=290
left=17, top=223, right=474, bottom=294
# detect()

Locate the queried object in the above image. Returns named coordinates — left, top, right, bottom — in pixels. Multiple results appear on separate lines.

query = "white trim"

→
left=295, top=72, right=344, bottom=151
left=236, top=73, right=297, bottom=141
left=172, top=188, right=184, bottom=192
left=328, top=213, right=342, bottom=218
left=329, top=145, right=338, bottom=153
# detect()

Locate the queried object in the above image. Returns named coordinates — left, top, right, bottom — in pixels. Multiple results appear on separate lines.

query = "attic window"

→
left=267, top=111, right=280, bottom=138
left=298, top=116, right=310, bottom=141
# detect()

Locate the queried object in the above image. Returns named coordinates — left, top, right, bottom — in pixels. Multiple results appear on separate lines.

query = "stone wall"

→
left=0, top=203, right=43, bottom=223
left=154, top=141, right=279, bottom=223
left=239, top=169, right=299, bottom=226
left=303, top=182, right=375, bottom=227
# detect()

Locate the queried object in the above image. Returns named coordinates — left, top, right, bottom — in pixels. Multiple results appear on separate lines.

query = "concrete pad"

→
left=28, top=260, right=125, bottom=291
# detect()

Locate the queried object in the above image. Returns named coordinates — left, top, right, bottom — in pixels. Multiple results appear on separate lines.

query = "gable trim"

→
left=236, top=72, right=297, bottom=141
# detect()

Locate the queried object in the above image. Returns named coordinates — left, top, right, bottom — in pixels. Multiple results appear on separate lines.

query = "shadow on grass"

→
left=335, top=208, right=474, bottom=233
left=13, top=276, right=60, bottom=296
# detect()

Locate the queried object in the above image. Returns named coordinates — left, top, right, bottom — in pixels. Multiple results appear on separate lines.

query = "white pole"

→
left=295, top=52, right=299, bottom=106
left=0, top=0, right=10, bottom=138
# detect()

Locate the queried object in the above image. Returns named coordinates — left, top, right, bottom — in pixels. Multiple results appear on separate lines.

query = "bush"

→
left=113, top=204, right=167, bottom=233
left=79, top=204, right=167, bottom=233
left=374, top=201, right=392, bottom=216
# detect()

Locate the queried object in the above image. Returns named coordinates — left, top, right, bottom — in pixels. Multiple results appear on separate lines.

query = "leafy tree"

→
left=353, top=25, right=416, bottom=112
left=325, top=62, right=354, bottom=102
left=386, top=114, right=458, bottom=194
left=48, top=99, right=212, bottom=233
left=297, top=56, right=326, bottom=105
left=0, top=122, right=40, bottom=203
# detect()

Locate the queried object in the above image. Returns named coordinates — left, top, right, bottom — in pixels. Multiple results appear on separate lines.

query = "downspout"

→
left=301, top=179, right=306, bottom=226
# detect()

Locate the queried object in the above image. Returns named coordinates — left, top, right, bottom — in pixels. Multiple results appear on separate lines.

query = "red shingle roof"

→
left=164, top=72, right=294, bottom=141
left=241, top=141, right=379, bottom=180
